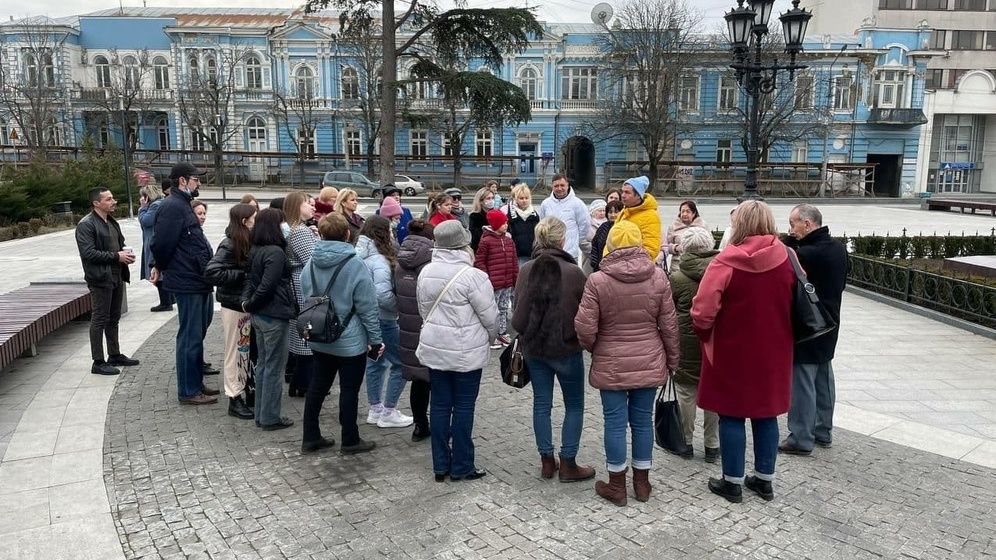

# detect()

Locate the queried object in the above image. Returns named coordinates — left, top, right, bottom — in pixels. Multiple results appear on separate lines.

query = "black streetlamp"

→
left=726, top=0, right=812, bottom=200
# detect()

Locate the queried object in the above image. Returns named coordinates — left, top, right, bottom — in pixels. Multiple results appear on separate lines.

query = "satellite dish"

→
left=591, top=2, right=613, bottom=26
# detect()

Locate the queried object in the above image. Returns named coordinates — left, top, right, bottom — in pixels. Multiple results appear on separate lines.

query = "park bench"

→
left=926, top=198, right=996, bottom=216
left=0, top=282, right=93, bottom=371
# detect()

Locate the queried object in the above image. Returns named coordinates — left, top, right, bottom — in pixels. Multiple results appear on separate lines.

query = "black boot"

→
left=228, top=396, right=254, bottom=419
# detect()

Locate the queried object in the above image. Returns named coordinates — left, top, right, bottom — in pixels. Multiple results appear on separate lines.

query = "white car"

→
left=393, top=175, right=425, bottom=196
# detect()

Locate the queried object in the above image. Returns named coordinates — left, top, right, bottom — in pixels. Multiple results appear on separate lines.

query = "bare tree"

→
left=338, top=13, right=384, bottom=178
left=0, top=20, right=70, bottom=157
left=272, top=82, right=325, bottom=187
left=177, top=44, right=254, bottom=199
left=585, top=0, right=703, bottom=193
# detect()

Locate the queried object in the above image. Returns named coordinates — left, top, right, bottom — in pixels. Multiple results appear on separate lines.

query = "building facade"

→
left=810, top=0, right=996, bottom=194
left=0, top=7, right=938, bottom=195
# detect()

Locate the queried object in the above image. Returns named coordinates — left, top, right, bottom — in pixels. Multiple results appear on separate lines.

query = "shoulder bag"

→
left=296, top=261, right=355, bottom=344
left=785, top=245, right=837, bottom=344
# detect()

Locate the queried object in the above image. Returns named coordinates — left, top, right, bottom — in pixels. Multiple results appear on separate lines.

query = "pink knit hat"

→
left=380, top=196, right=403, bottom=219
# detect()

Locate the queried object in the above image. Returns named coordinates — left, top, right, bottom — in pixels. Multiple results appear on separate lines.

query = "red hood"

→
left=715, top=234, right=787, bottom=273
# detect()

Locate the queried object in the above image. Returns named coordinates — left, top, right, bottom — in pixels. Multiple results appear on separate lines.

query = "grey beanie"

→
left=680, top=226, right=717, bottom=254
left=433, top=220, right=471, bottom=249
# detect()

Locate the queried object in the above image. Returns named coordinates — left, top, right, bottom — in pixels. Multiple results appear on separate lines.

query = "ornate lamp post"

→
left=726, top=0, right=812, bottom=200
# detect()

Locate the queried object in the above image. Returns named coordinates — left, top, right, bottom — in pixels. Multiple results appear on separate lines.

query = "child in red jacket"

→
left=475, top=209, right=519, bottom=348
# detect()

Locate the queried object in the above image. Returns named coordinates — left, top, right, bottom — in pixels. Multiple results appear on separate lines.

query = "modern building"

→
left=0, top=7, right=940, bottom=195
left=809, top=0, right=996, bottom=194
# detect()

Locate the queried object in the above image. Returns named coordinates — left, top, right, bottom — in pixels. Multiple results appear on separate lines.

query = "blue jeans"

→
left=366, top=320, right=406, bottom=409
left=786, top=361, right=836, bottom=451
left=430, top=369, right=482, bottom=477
left=252, top=315, right=290, bottom=426
left=174, top=292, right=212, bottom=399
left=718, top=416, right=779, bottom=484
left=599, top=388, right=656, bottom=472
left=526, top=352, right=585, bottom=459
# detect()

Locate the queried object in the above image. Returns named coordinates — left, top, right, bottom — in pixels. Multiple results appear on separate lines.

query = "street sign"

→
left=541, top=152, right=553, bottom=161
left=940, top=162, right=975, bottom=170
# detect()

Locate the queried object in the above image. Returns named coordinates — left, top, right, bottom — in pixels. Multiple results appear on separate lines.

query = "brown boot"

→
left=595, top=469, right=628, bottom=506
left=559, top=455, right=596, bottom=483
left=540, top=454, right=558, bottom=479
left=632, top=468, right=652, bottom=502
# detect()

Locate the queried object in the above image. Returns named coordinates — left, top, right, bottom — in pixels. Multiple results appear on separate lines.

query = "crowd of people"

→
left=75, top=163, right=848, bottom=505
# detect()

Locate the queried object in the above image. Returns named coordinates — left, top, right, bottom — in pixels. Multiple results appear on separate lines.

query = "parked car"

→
left=320, top=171, right=381, bottom=198
left=393, top=175, right=425, bottom=196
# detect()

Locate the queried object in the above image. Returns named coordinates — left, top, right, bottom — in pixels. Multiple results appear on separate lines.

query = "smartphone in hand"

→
left=367, top=344, right=383, bottom=360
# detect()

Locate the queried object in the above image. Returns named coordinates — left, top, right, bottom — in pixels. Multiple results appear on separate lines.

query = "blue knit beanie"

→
left=624, top=176, right=650, bottom=198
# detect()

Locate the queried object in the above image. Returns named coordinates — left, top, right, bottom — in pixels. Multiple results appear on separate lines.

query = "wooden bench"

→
left=926, top=198, right=996, bottom=216
left=0, top=282, right=93, bottom=371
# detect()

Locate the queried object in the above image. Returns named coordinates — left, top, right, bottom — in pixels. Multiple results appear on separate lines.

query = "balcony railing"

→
left=868, top=108, right=927, bottom=126
left=71, top=88, right=174, bottom=103
left=289, top=98, right=331, bottom=109
left=559, top=98, right=597, bottom=110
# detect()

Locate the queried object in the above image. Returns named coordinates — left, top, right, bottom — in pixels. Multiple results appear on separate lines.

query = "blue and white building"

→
left=0, top=8, right=941, bottom=195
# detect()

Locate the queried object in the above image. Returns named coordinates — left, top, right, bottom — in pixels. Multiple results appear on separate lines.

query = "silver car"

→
left=320, top=171, right=381, bottom=198
left=393, top=175, right=425, bottom=196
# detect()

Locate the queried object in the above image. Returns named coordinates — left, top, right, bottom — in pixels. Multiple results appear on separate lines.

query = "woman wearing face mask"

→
left=469, top=187, right=496, bottom=252
left=506, top=182, right=539, bottom=267
left=485, top=180, right=503, bottom=208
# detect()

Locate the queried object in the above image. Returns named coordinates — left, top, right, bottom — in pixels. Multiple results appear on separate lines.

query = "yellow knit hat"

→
left=606, top=221, right=642, bottom=252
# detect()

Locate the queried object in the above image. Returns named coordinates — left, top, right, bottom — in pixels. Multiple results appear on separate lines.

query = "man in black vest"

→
left=76, top=187, right=140, bottom=375
left=780, top=204, right=849, bottom=455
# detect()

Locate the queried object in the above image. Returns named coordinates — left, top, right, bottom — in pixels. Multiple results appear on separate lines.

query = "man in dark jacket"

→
left=76, top=187, right=140, bottom=376
left=780, top=204, right=849, bottom=456
left=151, top=162, right=217, bottom=405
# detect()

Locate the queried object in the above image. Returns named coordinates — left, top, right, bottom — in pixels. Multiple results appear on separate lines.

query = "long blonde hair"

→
left=729, top=200, right=778, bottom=246
left=471, top=187, right=493, bottom=213
left=334, top=188, right=358, bottom=215
left=140, top=184, right=163, bottom=202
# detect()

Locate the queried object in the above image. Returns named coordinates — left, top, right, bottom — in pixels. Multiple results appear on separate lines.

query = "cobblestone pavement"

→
left=103, top=316, right=996, bottom=560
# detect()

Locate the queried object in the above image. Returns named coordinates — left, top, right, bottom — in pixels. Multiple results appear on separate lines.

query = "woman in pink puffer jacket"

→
left=575, top=221, right=680, bottom=507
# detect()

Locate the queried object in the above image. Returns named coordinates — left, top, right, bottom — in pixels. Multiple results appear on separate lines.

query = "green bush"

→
left=0, top=141, right=126, bottom=225
left=848, top=233, right=996, bottom=259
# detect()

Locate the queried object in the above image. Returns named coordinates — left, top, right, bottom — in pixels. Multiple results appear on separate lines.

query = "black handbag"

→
left=499, top=336, right=530, bottom=388
left=654, top=378, right=690, bottom=455
left=784, top=246, right=837, bottom=344
left=296, top=262, right=355, bottom=344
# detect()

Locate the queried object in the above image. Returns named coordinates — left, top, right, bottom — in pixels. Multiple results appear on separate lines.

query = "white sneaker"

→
left=366, top=407, right=383, bottom=425
left=377, top=408, right=414, bottom=428
left=490, top=339, right=503, bottom=349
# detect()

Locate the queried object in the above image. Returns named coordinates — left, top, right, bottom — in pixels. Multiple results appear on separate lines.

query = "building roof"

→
left=3, top=7, right=342, bottom=29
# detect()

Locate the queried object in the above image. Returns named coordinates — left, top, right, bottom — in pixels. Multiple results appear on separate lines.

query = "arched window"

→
left=24, top=53, right=37, bottom=87
left=40, top=52, right=55, bottom=87
left=206, top=56, right=217, bottom=83
left=0, top=117, right=8, bottom=145
left=188, top=55, right=199, bottom=81
left=95, top=55, right=111, bottom=88
left=189, top=119, right=204, bottom=151
left=153, top=56, right=169, bottom=90
left=341, top=66, right=359, bottom=100
left=156, top=117, right=170, bottom=150
left=246, top=55, right=262, bottom=89
left=295, top=66, right=315, bottom=99
left=246, top=116, right=266, bottom=150
left=518, top=67, right=537, bottom=100
left=123, top=55, right=140, bottom=90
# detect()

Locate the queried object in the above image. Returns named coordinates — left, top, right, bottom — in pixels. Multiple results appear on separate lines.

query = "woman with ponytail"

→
left=511, top=217, right=595, bottom=484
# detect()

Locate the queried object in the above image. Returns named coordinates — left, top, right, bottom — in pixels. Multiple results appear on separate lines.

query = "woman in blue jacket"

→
left=299, top=213, right=383, bottom=455
left=138, top=182, right=172, bottom=312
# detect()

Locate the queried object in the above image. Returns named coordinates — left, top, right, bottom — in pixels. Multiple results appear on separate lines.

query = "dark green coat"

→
left=670, top=249, right=719, bottom=386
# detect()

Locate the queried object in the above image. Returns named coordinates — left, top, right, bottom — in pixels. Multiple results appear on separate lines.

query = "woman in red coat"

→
left=691, top=200, right=795, bottom=504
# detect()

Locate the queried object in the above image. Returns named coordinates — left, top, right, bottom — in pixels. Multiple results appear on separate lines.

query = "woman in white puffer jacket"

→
left=416, top=220, right=498, bottom=482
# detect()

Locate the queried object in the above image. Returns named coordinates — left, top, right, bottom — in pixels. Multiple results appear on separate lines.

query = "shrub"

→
left=848, top=232, right=996, bottom=259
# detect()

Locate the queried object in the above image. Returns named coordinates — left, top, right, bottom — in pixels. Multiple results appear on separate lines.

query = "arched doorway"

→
left=562, top=136, right=596, bottom=190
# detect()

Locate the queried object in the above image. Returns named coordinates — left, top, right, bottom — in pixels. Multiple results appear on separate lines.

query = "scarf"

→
left=510, top=203, right=536, bottom=221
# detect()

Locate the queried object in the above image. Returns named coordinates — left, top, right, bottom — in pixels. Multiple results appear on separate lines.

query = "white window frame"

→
left=123, top=55, right=140, bottom=91
left=410, top=129, right=427, bottom=159
left=341, top=66, right=359, bottom=100
left=718, top=76, right=738, bottom=111
left=716, top=139, right=732, bottom=163
left=298, top=126, right=316, bottom=159
left=345, top=129, right=362, bottom=157
left=792, top=140, right=808, bottom=163
left=518, top=67, right=538, bottom=100
left=245, top=56, right=262, bottom=90
left=475, top=129, right=493, bottom=157
left=153, top=57, right=169, bottom=90
left=794, top=73, right=814, bottom=110
left=678, top=75, right=700, bottom=112
left=833, top=75, right=854, bottom=111
left=441, top=134, right=456, bottom=157
left=561, top=67, right=597, bottom=100
left=190, top=121, right=205, bottom=151
left=95, top=55, right=112, bottom=88
left=156, top=117, right=169, bottom=150
left=0, top=118, right=8, bottom=144
left=296, top=66, right=315, bottom=100
left=875, top=69, right=906, bottom=109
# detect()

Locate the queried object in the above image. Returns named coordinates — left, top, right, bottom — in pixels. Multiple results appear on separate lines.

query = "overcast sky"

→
left=6, top=0, right=795, bottom=29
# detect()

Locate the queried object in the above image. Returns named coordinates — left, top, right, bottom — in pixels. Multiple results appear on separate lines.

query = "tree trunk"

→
left=452, top=152, right=462, bottom=190
left=366, top=140, right=377, bottom=178
left=379, top=1, right=397, bottom=186
left=648, top=157, right=659, bottom=195
left=214, top=145, right=226, bottom=200
left=298, top=155, right=306, bottom=187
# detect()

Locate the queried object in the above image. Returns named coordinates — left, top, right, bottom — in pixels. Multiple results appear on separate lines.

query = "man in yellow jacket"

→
left=616, top=176, right=661, bottom=259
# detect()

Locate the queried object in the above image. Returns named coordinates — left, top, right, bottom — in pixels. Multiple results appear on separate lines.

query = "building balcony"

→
left=237, top=89, right=271, bottom=101
left=868, top=108, right=927, bottom=127
left=289, top=98, right=331, bottom=109
left=71, top=88, right=174, bottom=103
left=558, top=99, right=597, bottom=110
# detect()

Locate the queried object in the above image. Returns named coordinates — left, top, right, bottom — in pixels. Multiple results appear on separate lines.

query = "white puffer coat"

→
left=416, top=248, right=499, bottom=372
left=538, top=187, right=590, bottom=261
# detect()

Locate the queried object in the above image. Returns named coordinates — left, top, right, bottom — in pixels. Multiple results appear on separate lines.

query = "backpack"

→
left=296, top=260, right=355, bottom=344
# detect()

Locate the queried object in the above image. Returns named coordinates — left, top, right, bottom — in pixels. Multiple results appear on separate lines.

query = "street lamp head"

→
left=725, top=0, right=756, bottom=51
left=780, top=0, right=813, bottom=55
left=748, top=0, right=775, bottom=34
